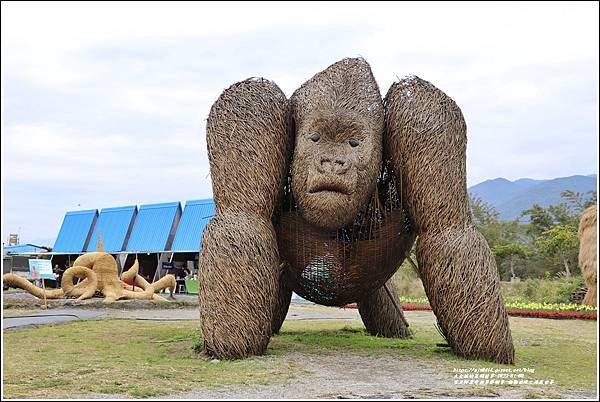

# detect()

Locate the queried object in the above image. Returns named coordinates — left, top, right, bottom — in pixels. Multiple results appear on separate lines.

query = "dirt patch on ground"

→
left=66, top=350, right=593, bottom=400
left=164, top=352, right=594, bottom=399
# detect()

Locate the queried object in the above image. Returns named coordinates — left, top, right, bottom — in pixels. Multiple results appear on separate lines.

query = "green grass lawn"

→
left=2, top=315, right=597, bottom=398
left=3, top=319, right=300, bottom=398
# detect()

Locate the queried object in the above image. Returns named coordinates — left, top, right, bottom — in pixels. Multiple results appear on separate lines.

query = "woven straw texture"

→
left=578, top=205, right=597, bottom=307
left=200, top=59, right=514, bottom=364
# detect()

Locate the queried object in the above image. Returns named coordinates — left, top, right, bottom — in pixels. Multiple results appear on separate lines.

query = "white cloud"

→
left=115, top=88, right=216, bottom=116
left=5, top=2, right=596, bottom=87
left=1, top=1, right=598, bottom=243
left=3, top=123, right=208, bottom=185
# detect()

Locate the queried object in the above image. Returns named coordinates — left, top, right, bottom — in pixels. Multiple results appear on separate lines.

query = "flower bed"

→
left=505, top=309, right=596, bottom=320
left=504, top=299, right=596, bottom=312
left=343, top=302, right=597, bottom=320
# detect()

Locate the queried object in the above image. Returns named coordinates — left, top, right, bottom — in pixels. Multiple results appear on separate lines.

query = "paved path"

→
left=2, top=302, right=360, bottom=330
left=3, top=311, right=105, bottom=330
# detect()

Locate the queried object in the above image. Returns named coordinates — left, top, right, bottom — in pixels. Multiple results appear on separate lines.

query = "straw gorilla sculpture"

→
left=200, top=58, right=514, bottom=364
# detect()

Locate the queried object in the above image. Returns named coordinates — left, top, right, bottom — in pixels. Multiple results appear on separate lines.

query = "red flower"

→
left=506, top=309, right=596, bottom=320
left=341, top=304, right=597, bottom=320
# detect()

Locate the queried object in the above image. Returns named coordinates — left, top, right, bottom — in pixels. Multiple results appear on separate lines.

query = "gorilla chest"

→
left=275, top=209, right=415, bottom=306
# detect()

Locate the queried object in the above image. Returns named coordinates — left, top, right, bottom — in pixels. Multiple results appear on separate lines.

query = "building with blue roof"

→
left=125, top=202, right=181, bottom=253
left=3, top=244, right=51, bottom=256
left=52, top=209, right=98, bottom=254
left=171, top=199, right=215, bottom=252
left=116, top=202, right=181, bottom=281
left=87, top=205, right=137, bottom=253
left=14, top=199, right=216, bottom=286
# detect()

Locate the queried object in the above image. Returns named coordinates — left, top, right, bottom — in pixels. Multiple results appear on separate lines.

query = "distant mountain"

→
left=469, top=174, right=597, bottom=221
left=513, top=178, right=543, bottom=189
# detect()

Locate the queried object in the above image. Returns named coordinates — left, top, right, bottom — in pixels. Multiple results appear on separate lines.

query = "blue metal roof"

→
left=52, top=209, right=98, bottom=253
left=86, top=205, right=137, bottom=253
left=171, top=199, right=215, bottom=252
left=3, top=244, right=51, bottom=256
left=125, top=202, right=181, bottom=253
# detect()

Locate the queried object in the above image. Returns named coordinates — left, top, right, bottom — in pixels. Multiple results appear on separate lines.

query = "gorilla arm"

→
left=200, top=78, right=291, bottom=359
left=384, top=77, right=514, bottom=364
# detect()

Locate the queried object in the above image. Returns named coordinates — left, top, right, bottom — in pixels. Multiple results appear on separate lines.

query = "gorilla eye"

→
left=310, top=133, right=321, bottom=142
left=349, top=139, right=360, bottom=147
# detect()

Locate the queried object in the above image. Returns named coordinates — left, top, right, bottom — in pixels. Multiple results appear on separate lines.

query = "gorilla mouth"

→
left=308, top=183, right=351, bottom=195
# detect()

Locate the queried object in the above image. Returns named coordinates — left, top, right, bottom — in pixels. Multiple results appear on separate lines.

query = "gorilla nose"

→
left=319, top=157, right=350, bottom=175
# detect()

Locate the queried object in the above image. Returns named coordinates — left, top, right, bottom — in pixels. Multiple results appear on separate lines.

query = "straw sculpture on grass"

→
left=3, top=240, right=176, bottom=303
left=578, top=205, right=597, bottom=307
left=200, top=57, right=514, bottom=364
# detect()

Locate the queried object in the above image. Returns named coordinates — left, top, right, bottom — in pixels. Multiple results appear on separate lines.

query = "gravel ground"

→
left=166, top=352, right=596, bottom=399
left=71, top=351, right=596, bottom=400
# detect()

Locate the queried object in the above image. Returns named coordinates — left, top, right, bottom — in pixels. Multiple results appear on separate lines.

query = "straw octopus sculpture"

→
left=3, top=238, right=176, bottom=303
left=200, top=57, right=515, bottom=364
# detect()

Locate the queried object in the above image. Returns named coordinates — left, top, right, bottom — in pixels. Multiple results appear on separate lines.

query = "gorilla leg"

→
left=384, top=77, right=514, bottom=364
left=358, top=279, right=409, bottom=338
left=200, top=78, right=290, bottom=359
left=200, top=214, right=281, bottom=358
left=271, top=269, right=292, bottom=335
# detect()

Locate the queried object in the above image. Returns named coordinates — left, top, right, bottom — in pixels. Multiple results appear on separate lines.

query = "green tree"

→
left=471, top=190, right=592, bottom=280
left=535, top=224, right=579, bottom=278
left=470, top=195, right=500, bottom=227
left=547, top=203, right=578, bottom=226
left=561, top=190, right=597, bottom=212
left=469, top=196, right=518, bottom=248
left=521, top=204, right=554, bottom=238
left=520, top=190, right=592, bottom=237
left=492, top=243, right=528, bottom=280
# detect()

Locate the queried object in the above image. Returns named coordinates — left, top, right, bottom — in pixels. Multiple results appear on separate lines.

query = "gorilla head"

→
left=290, top=58, right=384, bottom=230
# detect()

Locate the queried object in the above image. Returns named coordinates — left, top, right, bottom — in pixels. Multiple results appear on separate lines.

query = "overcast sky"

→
left=1, top=1, right=598, bottom=246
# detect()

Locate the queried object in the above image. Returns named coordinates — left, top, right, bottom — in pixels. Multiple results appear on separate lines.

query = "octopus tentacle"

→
left=121, top=259, right=176, bottom=298
left=61, top=278, right=92, bottom=298
left=102, top=296, right=117, bottom=304
left=102, top=287, right=153, bottom=302
left=2, top=273, right=64, bottom=299
left=122, top=283, right=169, bottom=301
left=120, top=288, right=156, bottom=299
left=147, top=275, right=176, bottom=298
left=62, top=266, right=98, bottom=300
left=120, top=259, right=151, bottom=290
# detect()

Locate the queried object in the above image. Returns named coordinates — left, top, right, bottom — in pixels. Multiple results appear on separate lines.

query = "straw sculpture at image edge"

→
left=201, top=57, right=514, bottom=364
left=3, top=238, right=176, bottom=303
left=578, top=205, right=597, bottom=307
